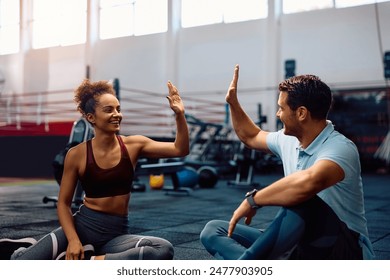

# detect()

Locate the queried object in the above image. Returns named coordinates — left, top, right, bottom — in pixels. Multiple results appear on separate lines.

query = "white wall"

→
left=0, top=1, right=389, bottom=135
left=281, top=4, right=390, bottom=87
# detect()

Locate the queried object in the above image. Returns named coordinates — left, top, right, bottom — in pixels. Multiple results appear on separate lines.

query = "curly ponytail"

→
left=74, top=79, right=116, bottom=117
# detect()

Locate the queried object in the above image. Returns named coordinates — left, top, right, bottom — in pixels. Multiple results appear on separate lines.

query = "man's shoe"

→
left=0, top=238, right=37, bottom=260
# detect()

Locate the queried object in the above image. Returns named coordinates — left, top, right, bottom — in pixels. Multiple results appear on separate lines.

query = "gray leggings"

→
left=11, top=205, right=174, bottom=260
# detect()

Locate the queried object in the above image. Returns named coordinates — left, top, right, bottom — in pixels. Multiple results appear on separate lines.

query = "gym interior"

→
left=0, top=0, right=389, bottom=260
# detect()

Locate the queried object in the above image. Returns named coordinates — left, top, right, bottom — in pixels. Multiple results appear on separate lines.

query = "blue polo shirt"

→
left=266, top=121, right=374, bottom=259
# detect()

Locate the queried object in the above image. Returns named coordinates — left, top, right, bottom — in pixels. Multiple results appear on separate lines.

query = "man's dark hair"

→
left=278, top=74, right=332, bottom=120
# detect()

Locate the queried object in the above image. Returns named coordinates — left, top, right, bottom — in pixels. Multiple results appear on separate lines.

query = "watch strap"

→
left=246, top=194, right=261, bottom=209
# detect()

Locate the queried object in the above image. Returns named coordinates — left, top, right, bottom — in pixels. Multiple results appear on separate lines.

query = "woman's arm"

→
left=133, top=81, right=189, bottom=159
left=57, top=147, right=85, bottom=260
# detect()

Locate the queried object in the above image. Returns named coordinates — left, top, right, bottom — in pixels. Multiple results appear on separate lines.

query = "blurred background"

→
left=0, top=0, right=389, bottom=178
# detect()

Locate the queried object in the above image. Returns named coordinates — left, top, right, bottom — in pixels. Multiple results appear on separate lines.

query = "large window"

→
left=283, top=0, right=333, bottom=14
left=32, top=0, right=87, bottom=49
left=336, top=0, right=389, bottom=8
left=181, top=0, right=268, bottom=28
left=0, top=0, right=20, bottom=55
left=283, top=0, right=390, bottom=14
left=99, top=0, right=168, bottom=40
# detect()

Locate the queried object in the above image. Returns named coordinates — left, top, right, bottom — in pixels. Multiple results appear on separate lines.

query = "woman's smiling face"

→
left=89, top=93, right=122, bottom=133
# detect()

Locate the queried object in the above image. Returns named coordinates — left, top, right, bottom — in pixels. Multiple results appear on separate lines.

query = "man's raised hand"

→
left=225, top=64, right=240, bottom=105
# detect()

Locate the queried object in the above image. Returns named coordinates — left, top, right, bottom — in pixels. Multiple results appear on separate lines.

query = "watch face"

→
left=246, top=189, right=257, bottom=197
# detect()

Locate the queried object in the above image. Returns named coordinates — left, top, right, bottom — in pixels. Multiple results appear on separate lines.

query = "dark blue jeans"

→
left=200, top=196, right=362, bottom=260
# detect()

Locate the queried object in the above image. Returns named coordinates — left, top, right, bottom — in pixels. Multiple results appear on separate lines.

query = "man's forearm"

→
left=229, top=101, right=261, bottom=145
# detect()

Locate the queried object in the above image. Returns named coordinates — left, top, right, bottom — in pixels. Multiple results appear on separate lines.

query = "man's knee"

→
left=200, top=220, right=227, bottom=246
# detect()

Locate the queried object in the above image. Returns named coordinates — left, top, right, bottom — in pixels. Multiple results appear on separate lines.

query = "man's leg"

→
left=242, top=196, right=362, bottom=260
left=290, top=196, right=362, bottom=259
left=238, top=207, right=305, bottom=259
left=200, top=220, right=262, bottom=260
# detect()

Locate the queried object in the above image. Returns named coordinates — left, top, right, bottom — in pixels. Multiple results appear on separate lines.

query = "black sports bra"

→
left=79, top=135, right=134, bottom=198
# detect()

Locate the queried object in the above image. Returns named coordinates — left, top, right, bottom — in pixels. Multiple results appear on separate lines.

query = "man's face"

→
left=276, top=91, right=300, bottom=137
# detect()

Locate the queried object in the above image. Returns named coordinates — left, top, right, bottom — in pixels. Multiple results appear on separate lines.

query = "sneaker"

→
left=0, top=237, right=37, bottom=260
left=56, top=244, right=95, bottom=260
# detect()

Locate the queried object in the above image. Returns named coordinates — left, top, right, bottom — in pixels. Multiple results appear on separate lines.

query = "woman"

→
left=3, top=79, right=189, bottom=260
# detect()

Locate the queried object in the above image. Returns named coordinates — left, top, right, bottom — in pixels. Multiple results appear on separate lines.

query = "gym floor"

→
left=0, top=171, right=389, bottom=260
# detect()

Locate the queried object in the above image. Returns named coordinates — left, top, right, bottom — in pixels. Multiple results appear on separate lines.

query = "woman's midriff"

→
left=83, top=193, right=131, bottom=216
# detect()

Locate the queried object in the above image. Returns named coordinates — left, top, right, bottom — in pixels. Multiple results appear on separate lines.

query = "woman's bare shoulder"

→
left=66, top=142, right=87, bottom=161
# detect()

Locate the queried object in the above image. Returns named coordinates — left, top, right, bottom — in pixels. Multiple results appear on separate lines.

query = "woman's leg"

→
left=98, top=235, right=174, bottom=260
left=59, top=205, right=173, bottom=260
left=200, top=219, right=263, bottom=260
left=71, top=205, right=173, bottom=260
left=11, top=228, right=68, bottom=260
left=11, top=205, right=101, bottom=260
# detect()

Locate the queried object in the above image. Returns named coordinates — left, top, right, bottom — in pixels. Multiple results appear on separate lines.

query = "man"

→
left=200, top=65, right=374, bottom=260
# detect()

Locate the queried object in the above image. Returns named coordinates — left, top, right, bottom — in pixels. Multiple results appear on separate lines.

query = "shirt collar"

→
left=297, top=120, right=334, bottom=156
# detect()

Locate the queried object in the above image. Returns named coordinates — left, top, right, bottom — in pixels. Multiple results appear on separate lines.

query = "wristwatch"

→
left=245, top=189, right=262, bottom=209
